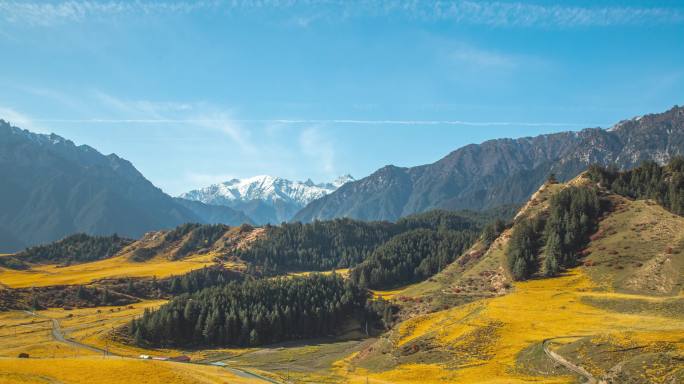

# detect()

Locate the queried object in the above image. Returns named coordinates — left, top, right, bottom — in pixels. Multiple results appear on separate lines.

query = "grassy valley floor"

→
left=335, top=268, right=684, bottom=383
left=0, top=254, right=242, bottom=288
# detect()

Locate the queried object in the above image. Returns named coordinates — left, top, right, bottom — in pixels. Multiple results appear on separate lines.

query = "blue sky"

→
left=0, top=1, right=683, bottom=195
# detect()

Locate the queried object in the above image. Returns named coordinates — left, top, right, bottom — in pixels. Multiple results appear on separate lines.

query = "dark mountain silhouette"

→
left=294, top=105, right=684, bottom=222
left=0, top=120, right=249, bottom=252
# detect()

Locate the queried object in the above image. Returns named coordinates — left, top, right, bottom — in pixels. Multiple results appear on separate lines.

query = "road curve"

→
left=25, top=310, right=279, bottom=383
left=542, top=337, right=597, bottom=384
left=25, top=310, right=112, bottom=355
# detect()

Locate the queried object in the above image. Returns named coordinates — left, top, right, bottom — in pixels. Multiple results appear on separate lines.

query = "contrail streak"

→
left=32, top=118, right=604, bottom=128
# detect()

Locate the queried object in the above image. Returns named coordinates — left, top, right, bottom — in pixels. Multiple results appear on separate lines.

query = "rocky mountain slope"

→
left=294, top=105, right=684, bottom=222
left=0, top=121, right=249, bottom=252
left=342, top=169, right=684, bottom=383
left=180, top=174, right=354, bottom=224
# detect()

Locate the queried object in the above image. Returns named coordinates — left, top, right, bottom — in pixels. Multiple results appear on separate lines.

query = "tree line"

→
left=507, top=186, right=604, bottom=280
left=238, top=210, right=491, bottom=275
left=14, top=233, right=132, bottom=265
left=587, top=157, right=684, bottom=215
left=349, top=227, right=479, bottom=289
left=129, top=274, right=371, bottom=347
left=238, top=219, right=397, bottom=274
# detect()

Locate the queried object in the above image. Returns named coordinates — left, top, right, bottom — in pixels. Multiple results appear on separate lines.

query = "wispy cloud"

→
left=450, top=46, right=517, bottom=69
left=0, top=1, right=212, bottom=26
left=0, top=1, right=682, bottom=28
left=393, top=1, right=684, bottom=27
left=31, top=117, right=603, bottom=128
left=0, top=106, right=44, bottom=132
left=192, top=112, right=257, bottom=154
left=88, top=91, right=257, bottom=152
left=299, top=127, right=335, bottom=175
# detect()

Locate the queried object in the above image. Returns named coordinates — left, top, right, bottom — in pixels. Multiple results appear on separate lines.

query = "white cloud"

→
left=390, top=1, right=684, bottom=27
left=0, top=1, right=211, bottom=26
left=0, top=106, right=44, bottom=132
left=441, top=42, right=550, bottom=75
left=299, top=126, right=335, bottom=175
left=192, top=112, right=257, bottom=154
left=80, top=90, right=258, bottom=153
left=31, top=117, right=598, bottom=128
left=450, top=44, right=520, bottom=69
left=0, top=1, right=682, bottom=28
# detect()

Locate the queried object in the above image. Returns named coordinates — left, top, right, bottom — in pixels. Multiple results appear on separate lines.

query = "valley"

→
left=1, top=160, right=682, bottom=383
left=1, top=109, right=684, bottom=383
left=2, top=3, right=683, bottom=382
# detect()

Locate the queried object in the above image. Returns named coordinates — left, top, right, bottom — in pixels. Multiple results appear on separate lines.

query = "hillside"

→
left=337, top=169, right=684, bottom=383
left=0, top=224, right=263, bottom=289
left=294, top=105, right=684, bottom=222
left=0, top=120, right=250, bottom=253
left=0, top=165, right=682, bottom=383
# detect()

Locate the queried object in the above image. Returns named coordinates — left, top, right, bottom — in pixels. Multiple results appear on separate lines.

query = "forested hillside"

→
left=588, top=157, right=684, bottom=215
left=15, top=233, right=133, bottom=265
left=130, top=274, right=370, bottom=347
left=239, top=219, right=397, bottom=274
left=239, top=210, right=492, bottom=274
left=350, top=228, right=478, bottom=289
left=506, top=186, right=604, bottom=280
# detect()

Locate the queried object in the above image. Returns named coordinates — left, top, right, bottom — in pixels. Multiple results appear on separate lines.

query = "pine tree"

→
left=77, top=285, right=87, bottom=299
left=31, top=295, right=40, bottom=310
left=506, top=218, right=541, bottom=280
left=249, top=329, right=260, bottom=346
left=544, top=231, right=562, bottom=277
left=134, top=327, right=144, bottom=346
left=100, top=288, right=111, bottom=304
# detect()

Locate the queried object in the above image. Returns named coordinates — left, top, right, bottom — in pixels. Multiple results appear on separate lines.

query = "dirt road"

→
left=542, top=337, right=597, bottom=384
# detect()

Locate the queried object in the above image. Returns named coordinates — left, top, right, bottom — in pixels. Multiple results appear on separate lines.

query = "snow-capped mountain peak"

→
left=180, top=174, right=355, bottom=208
left=332, top=174, right=355, bottom=188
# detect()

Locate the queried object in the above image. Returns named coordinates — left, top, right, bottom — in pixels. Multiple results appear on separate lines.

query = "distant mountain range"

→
left=2, top=105, right=682, bottom=251
left=294, top=105, right=684, bottom=222
left=0, top=121, right=251, bottom=253
left=180, top=174, right=355, bottom=224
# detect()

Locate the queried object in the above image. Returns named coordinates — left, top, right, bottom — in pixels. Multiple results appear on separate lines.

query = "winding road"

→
left=24, top=310, right=280, bottom=383
left=542, top=337, right=597, bottom=384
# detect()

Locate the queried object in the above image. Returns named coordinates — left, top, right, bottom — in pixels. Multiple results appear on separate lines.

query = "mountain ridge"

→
left=0, top=120, right=250, bottom=252
left=180, top=174, right=355, bottom=224
left=294, top=105, right=684, bottom=222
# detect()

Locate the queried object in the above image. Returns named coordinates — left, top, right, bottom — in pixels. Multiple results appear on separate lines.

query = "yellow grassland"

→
left=370, top=282, right=421, bottom=300
left=0, top=302, right=269, bottom=383
left=0, top=253, right=242, bottom=288
left=287, top=268, right=350, bottom=279
left=0, top=301, right=167, bottom=358
left=0, top=357, right=261, bottom=384
left=0, top=311, right=93, bottom=358
left=335, top=268, right=684, bottom=383
left=582, top=197, right=684, bottom=295
left=0, top=301, right=263, bottom=363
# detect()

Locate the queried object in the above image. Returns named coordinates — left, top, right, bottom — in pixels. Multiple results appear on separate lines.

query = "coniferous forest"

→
left=349, top=228, right=478, bottom=289
left=130, top=274, right=369, bottom=347
left=587, top=157, right=684, bottom=215
left=15, top=233, right=132, bottom=265
left=506, top=186, right=604, bottom=280
left=128, top=210, right=493, bottom=347
left=238, top=210, right=494, bottom=275
left=239, top=219, right=397, bottom=274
